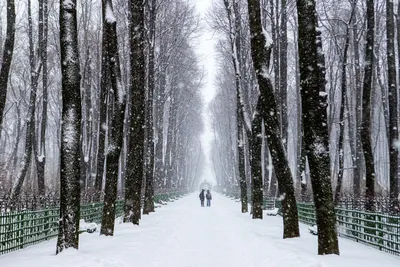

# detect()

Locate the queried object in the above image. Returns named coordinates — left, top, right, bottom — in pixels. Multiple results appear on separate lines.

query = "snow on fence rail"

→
left=0, top=192, right=184, bottom=256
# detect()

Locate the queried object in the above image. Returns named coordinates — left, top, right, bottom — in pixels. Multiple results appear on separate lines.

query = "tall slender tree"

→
left=223, top=0, right=249, bottom=213
left=9, top=0, right=42, bottom=205
left=35, top=0, right=49, bottom=198
left=334, top=6, right=356, bottom=204
left=0, top=0, right=16, bottom=127
left=247, top=0, right=299, bottom=238
left=57, top=0, right=82, bottom=254
left=100, top=0, right=126, bottom=236
left=143, top=0, right=157, bottom=215
left=362, top=0, right=375, bottom=212
left=386, top=0, right=399, bottom=213
left=124, top=0, right=146, bottom=225
left=250, top=99, right=263, bottom=219
left=296, top=0, right=339, bottom=255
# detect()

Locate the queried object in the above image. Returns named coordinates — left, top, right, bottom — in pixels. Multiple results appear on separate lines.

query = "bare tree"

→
left=247, top=0, right=300, bottom=237
left=362, top=0, right=376, bottom=212
left=0, top=0, right=16, bottom=127
left=223, top=0, right=249, bottom=213
left=386, top=0, right=399, bottom=213
left=56, top=0, right=82, bottom=254
left=100, top=0, right=126, bottom=236
left=334, top=5, right=356, bottom=204
left=9, top=0, right=42, bottom=205
left=296, top=0, right=339, bottom=255
left=143, top=0, right=157, bottom=215
left=35, top=0, right=49, bottom=198
left=124, top=0, right=146, bottom=225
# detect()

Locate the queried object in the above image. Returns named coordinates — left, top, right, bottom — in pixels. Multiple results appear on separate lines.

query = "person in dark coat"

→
left=206, top=190, right=212, bottom=207
left=199, top=189, right=205, bottom=207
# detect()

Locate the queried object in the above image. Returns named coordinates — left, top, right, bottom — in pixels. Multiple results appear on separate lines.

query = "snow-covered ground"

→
left=0, top=193, right=398, bottom=267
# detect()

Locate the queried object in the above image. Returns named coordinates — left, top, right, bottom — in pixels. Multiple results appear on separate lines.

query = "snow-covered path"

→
left=0, top=193, right=399, bottom=267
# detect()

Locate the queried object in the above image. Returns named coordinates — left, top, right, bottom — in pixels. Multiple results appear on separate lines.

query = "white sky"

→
left=194, top=0, right=217, bottom=185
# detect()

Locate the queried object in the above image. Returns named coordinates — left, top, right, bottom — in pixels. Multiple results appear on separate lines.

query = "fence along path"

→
left=260, top=197, right=400, bottom=256
left=0, top=192, right=183, bottom=255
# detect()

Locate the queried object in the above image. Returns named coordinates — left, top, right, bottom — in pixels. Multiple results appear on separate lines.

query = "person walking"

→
left=206, top=190, right=212, bottom=207
left=199, top=189, right=205, bottom=207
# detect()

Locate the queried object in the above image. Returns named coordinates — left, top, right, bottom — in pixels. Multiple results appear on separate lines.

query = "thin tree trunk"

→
left=143, top=0, right=157, bottom=215
left=154, top=43, right=167, bottom=193
left=124, top=0, right=146, bottom=225
left=35, top=0, right=48, bottom=198
left=223, top=0, right=249, bottom=213
left=396, top=0, right=400, bottom=199
left=335, top=7, right=355, bottom=205
left=251, top=98, right=263, bottom=219
left=279, top=0, right=288, bottom=145
left=386, top=0, right=399, bottom=213
left=238, top=123, right=248, bottom=213
left=95, top=23, right=110, bottom=199
left=247, top=0, right=299, bottom=238
left=352, top=0, right=362, bottom=199
left=9, top=0, right=42, bottom=205
left=0, top=0, right=16, bottom=127
left=362, top=0, right=376, bottom=212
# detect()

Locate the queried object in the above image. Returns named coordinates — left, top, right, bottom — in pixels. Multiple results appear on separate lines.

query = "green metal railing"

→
left=0, top=192, right=185, bottom=256
left=335, top=208, right=400, bottom=255
left=0, top=201, right=124, bottom=255
left=265, top=199, right=400, bottom=256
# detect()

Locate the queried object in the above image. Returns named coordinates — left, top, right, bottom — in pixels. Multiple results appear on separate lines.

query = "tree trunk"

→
left=279, top=0, right=288, bottom=146
left=334, top=7, right=355, bottom=205
left=154, top=42, right=167, bottom=193
left=9, top=0, right=41, bottom=206
left=352, top=0, right=362, bottom=199
left=262, top=128, right=270, bottom=196
left=35, top=0, right=48, bottom=198
left=124, top=0, right=146, bottom=225
left=57, top=0, right=82, bottom=254
left=0, top=0, right=16, bottom=127
left=223, top=0, right=249, bottom=213
left=396, top=0, right=400, bottom=199
left=247, top=0, right=299, bottom=238
left=361, top=0, right=376, bottom=212
left=100, top=0, right=126, bottom=236
left=386, top=0, right=399, bottom=213
left=143, top=0, right=157, bottom=215
left=296, top=0, right=339, bottom=255
left=95, top=20, right=111, bottom=199
left=251, top=98, right=263, bottom=219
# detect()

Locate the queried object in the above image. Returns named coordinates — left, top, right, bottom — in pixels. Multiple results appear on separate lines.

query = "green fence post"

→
left=19, top=212, right=24, bottom=249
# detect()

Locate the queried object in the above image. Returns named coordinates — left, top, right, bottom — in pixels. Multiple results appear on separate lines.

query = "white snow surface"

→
left=0, top=193, right=398, bottom=267
left=79, top=219, right=97, bottom=233
left=265, top=207, right=279, bottom=216
left=105, top=1, right=116, bottom=23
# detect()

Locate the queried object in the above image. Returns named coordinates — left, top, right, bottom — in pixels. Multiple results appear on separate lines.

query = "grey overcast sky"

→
left=194, top=0, right=217, bottom=185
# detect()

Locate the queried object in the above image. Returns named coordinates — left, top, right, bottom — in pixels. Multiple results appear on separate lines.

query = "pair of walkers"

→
left=199, top=189, right=212, bottom=207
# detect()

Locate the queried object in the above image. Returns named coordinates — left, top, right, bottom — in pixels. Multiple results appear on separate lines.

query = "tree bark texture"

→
left=143, top=0, right=157, bottom=215
left=251, top=99, right=263, bottom=219
left=296, top=0, right=339, bottom=255
left=0, top=0, right=16, bottom=127
left=100, top=0, right=126, bottom=236
left=124, top=0, right=146, bottom=225
left=386, top=0, right=399, bottom=213
left=361, top=0, right=376, bottom=212
left=57, top=0, right=82, bottom=254
left=247, top=0, right=299, bottom=238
